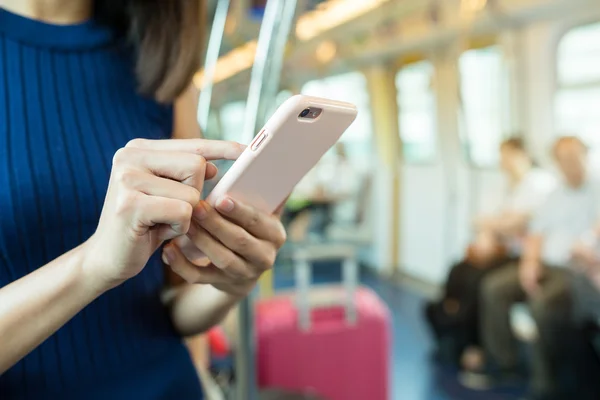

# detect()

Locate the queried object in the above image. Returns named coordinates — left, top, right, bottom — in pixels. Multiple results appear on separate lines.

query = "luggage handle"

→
left=294, top=246, right=358, bottom=332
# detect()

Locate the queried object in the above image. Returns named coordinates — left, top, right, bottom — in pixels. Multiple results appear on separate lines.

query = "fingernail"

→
left=217, top=197, right=234, bottom=212
left=206, top=163, right=217, bottom=178
left=162, top=246, right=175, bottom=265
left=225, top=143, right=246, bottom=159
left=193, top=202, right=208, bottom=220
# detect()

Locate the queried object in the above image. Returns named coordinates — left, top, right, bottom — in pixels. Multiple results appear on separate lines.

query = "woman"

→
left=0, top=1, right=286, bottom=399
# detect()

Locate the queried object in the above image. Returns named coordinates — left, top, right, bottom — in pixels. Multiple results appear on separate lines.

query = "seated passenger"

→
left=425, top=232, right=509, bottom=365
left=425, top=137, right=555, bottom=367
left=469, top=137, right=600, bottom=400
left=475, top=137, right=556, bottom=257
left=283, top=142, right=358, bottom=236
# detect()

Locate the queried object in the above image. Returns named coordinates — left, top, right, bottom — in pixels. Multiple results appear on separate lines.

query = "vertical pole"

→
left=434, top=48, right=465, bottom=266
left=236, top=297, right=255, bottom=400
left=259, top=0, right=298, bottom=122
left=235, top=4, right=282, bottom=398
left=236, top=1, right=298, bottom=399
left=363, top=65, right=402, bottom=276
left=197, top=0, right=231, bottom=133
left=241, top=0, right=284, bottom=144
left=258, top=0, right=298, bottom=300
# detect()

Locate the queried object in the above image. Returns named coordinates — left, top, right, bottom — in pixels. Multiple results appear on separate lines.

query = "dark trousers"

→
left=425, top=256, right=514, bottom=364
left=480, top=265, right=571, bottom=394
left=567, top=273, right=600, bottom=398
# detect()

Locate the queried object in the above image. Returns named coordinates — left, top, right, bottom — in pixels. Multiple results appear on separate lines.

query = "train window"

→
left=301, top=72, right=373, bottom=171
left=396, top=61, right=436, bottom=163
left=219, top=101, right=247, bottom=142
left=220, top=91, right=294, bottom=143
left=459, top=46, right=506, bottom=166
left=203, top=111, right=222, bottom=140
left=555, top=22, right=600, bottom=148
left=267, top=89, right=295, bottom=117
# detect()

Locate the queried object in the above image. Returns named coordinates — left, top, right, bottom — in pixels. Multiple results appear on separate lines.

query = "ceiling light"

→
left=315, top=40, right=337, bottom=64
left=194, top=40, right=258, bottom=88
left=296, top=0, right=390, bottom=41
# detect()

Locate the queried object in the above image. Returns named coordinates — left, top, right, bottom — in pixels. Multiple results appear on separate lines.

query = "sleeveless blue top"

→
left=0, top=8, right=203, bottom=399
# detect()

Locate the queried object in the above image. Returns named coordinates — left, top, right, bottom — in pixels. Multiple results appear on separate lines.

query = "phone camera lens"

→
left=299, top=108, right=310, bottom=118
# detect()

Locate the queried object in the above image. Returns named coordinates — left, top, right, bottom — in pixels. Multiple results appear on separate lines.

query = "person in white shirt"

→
left=474, top=137, right=557, bottom=256
left=472, top=137, right=600, bottom=399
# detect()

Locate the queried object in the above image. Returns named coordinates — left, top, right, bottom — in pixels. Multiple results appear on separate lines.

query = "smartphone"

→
left=206, top=95, right=358, bottom=213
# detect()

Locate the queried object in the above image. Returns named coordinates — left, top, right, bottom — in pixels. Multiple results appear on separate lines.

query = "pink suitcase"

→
left=256, top=246, right=391, bottom=400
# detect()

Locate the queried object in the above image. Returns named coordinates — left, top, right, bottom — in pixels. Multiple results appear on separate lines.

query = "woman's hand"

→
left=164, top=198, right=287, bottom=297
left=83, top=139, right=244, bottom=291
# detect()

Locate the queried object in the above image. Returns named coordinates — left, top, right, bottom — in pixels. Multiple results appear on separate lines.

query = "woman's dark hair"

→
left=94, top=0, right=205, bottom=103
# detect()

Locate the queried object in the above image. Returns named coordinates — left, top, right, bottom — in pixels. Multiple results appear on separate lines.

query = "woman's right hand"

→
left=83, top=138, right=244, bottom=291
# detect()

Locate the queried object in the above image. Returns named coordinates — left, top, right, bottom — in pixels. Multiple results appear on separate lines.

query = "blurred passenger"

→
left=475, top=137, right=556, bottom=256
left=426, top=138, right=555, bottom=367
left=425, top=232, right=508, bottom=365
left=284, top=142, right=357, bottom=237
left=470, top=137, right=599, bottom=400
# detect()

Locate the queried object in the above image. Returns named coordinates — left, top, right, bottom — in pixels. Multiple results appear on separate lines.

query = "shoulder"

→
left=172, top=84, right=201, bottom=139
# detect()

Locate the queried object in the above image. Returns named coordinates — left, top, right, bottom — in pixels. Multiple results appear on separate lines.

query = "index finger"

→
left=126, top=138, right=245, bottom=160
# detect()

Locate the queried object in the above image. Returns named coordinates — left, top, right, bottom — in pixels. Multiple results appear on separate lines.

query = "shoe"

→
left=458, top=365, right=524, bottom=390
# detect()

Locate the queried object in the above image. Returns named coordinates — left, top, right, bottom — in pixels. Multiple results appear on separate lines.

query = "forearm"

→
left=474, top=215, right=497, bottom=232
left=496, top=212, right=529, bottom=236
left=0, top=243, right=105, bottom=374
left=521, top=234, right=543, bottom=263
left=167, top=284, right=242, bottom=337
left=475, top=213, right=528, bottom=237
left=185, top=333, right=210, bottom=368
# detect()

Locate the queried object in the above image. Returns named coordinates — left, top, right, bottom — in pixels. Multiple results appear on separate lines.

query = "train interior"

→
left=193, top=0, right=600, bottom=399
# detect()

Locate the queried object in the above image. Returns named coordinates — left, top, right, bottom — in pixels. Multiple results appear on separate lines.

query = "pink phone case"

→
left=206, top=95, right=358, bottom=213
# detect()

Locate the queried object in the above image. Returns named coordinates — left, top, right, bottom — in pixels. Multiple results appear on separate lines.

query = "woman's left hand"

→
left=163, top=197, right=287, bottom=297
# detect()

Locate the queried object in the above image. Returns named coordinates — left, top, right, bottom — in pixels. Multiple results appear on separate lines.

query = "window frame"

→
left=218, top=100, right=248, bottom=143
left=395, top=59, right=439, bottom=165
left=553, top=21, right=600, bottom=151
left=457, top=44, right=510, bottom=168
left=299, top=70, right=375, bottom=172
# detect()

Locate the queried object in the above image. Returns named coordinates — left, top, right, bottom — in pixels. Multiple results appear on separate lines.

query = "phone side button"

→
left=251, top=131, right=268, bottom=151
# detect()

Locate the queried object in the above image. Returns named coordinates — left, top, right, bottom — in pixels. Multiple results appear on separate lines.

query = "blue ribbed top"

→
left=0, top=8, right=203, bottom=399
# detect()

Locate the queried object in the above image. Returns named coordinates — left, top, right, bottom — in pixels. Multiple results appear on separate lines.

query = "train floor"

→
left=272, top=263, right=527, bottom=400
